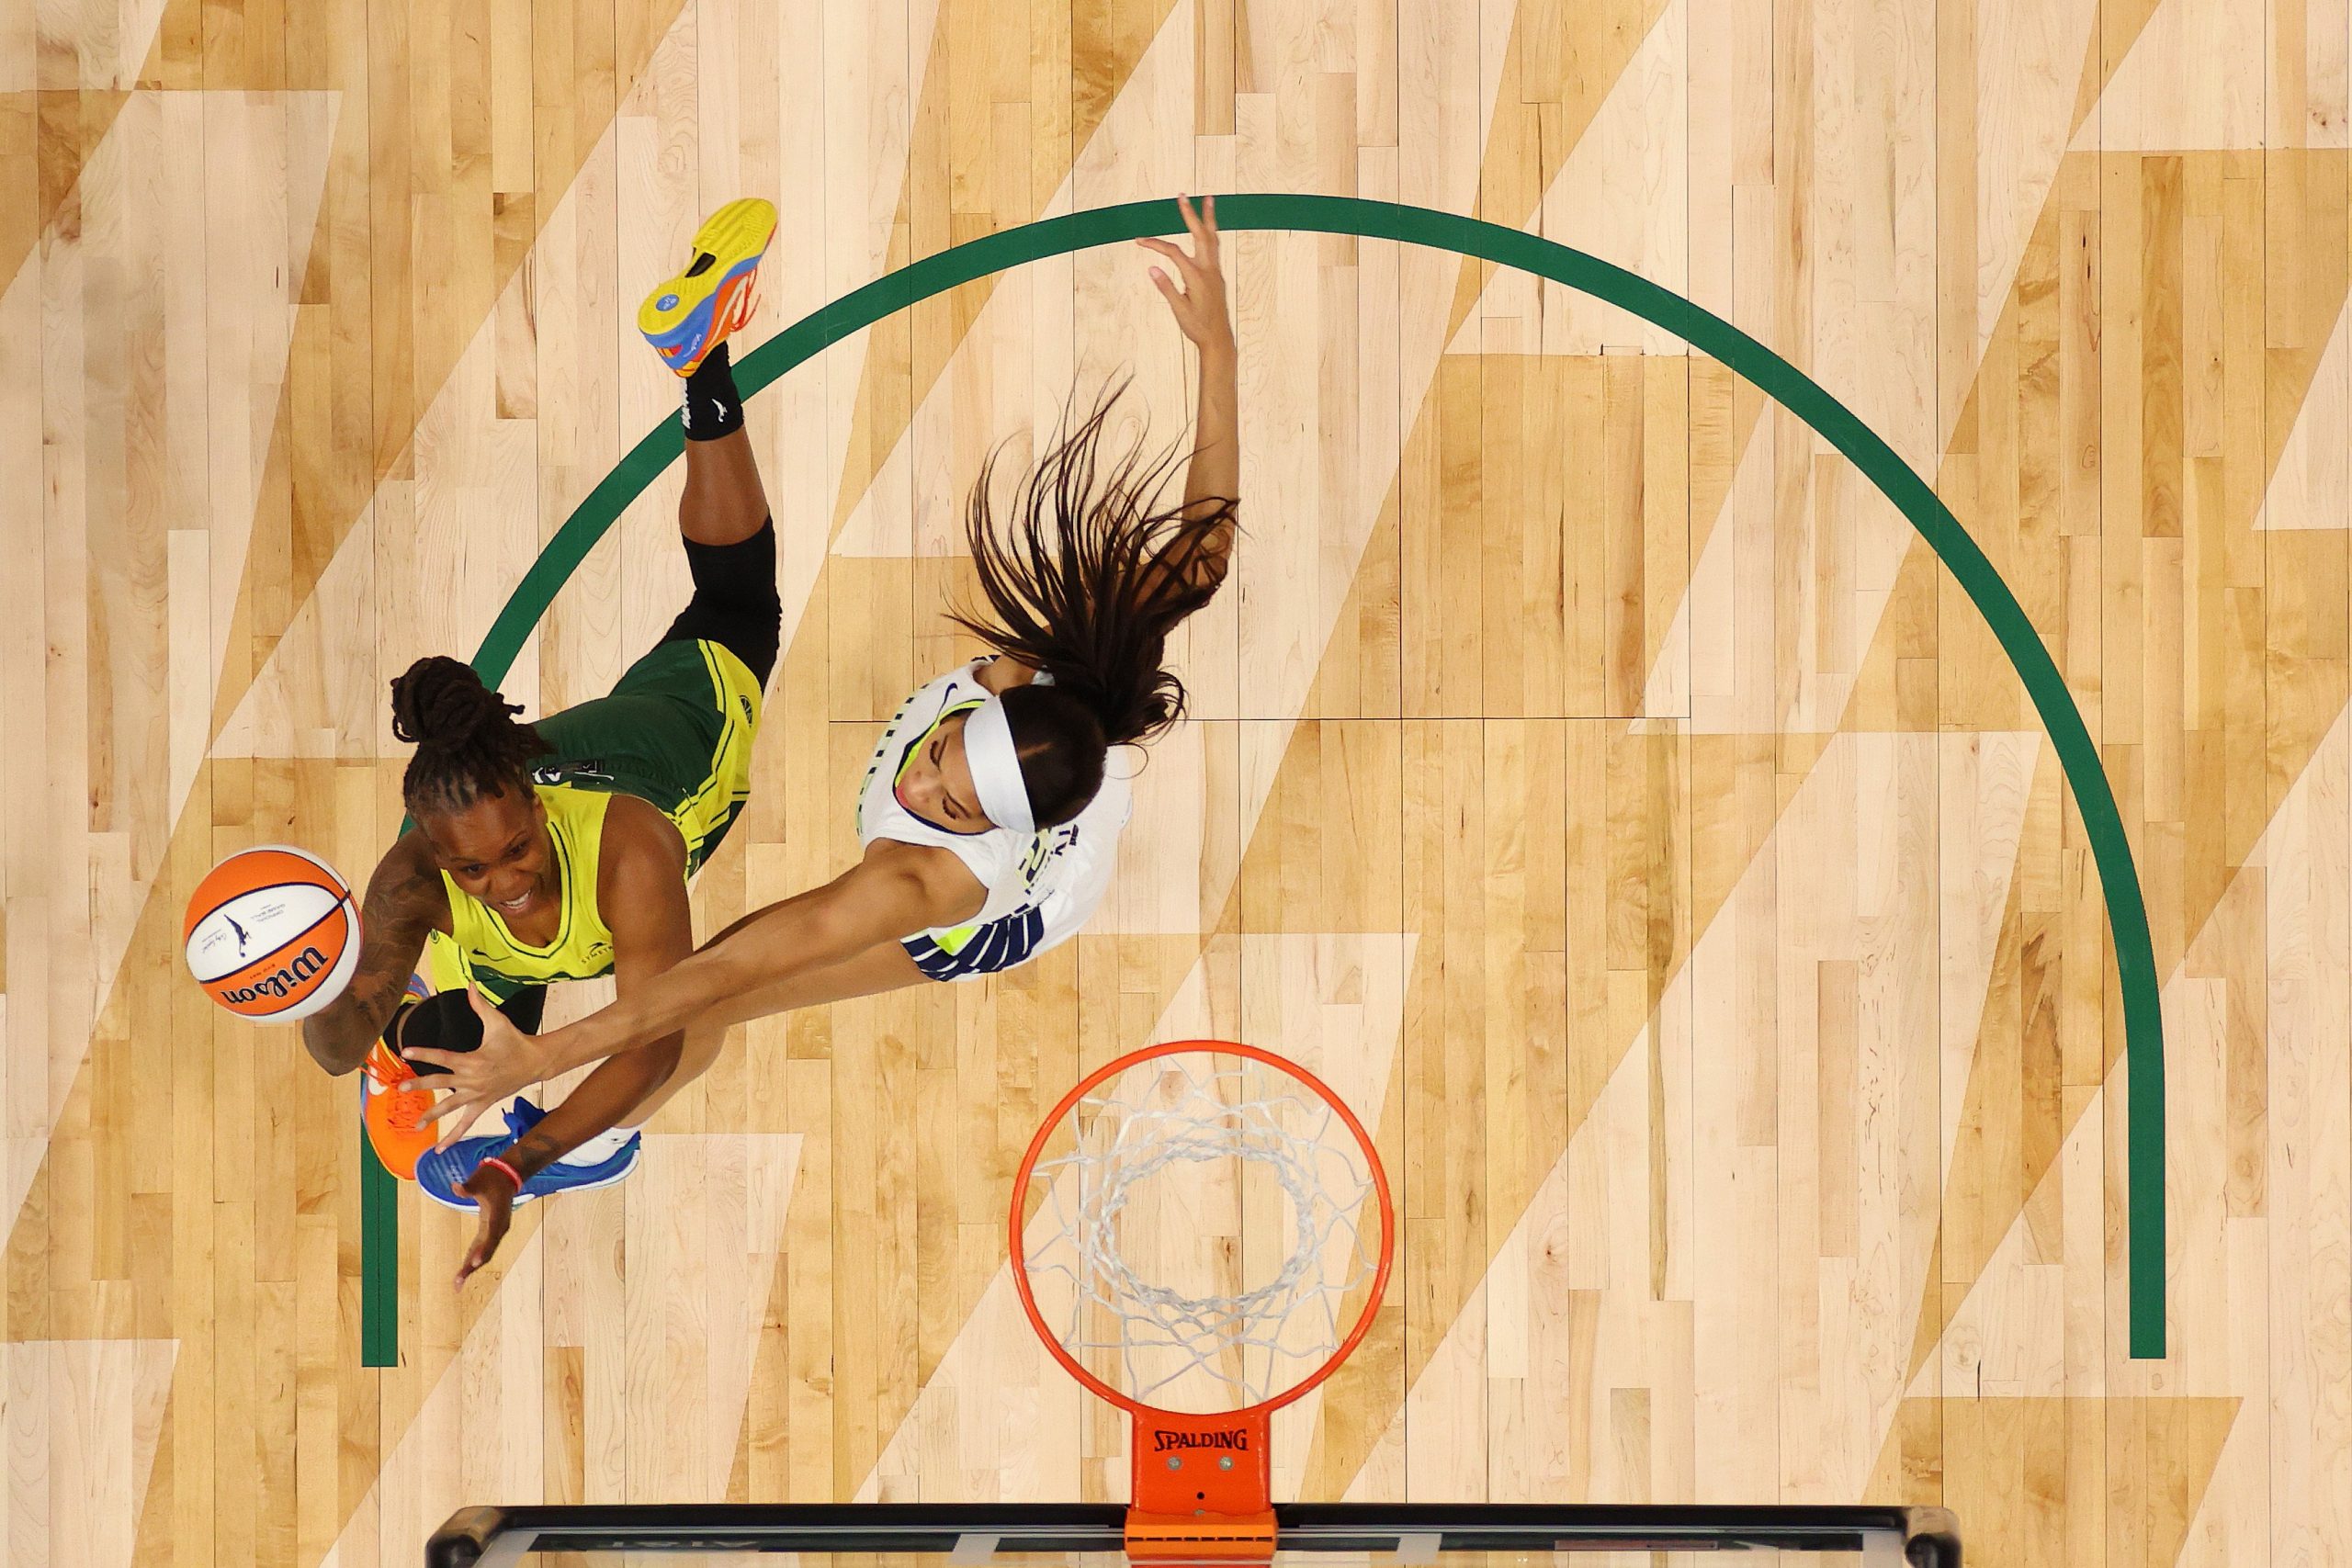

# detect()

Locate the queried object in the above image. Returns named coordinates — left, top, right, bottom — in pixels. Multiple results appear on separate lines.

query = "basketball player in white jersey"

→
left=408, top=195, right=1239, bottom=1281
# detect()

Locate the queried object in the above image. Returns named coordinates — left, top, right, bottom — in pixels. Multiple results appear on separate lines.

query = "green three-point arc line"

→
left=360, top=194, right=2166, bottom=1367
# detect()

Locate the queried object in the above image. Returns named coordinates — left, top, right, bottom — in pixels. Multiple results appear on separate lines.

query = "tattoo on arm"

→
left=301, top=842, right=443, bottom=1077
left=504, top=1128, right=568, bottom=1179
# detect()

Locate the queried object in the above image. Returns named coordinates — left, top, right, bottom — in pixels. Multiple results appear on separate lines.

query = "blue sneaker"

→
left=414, top=1098, right=642, bottom=1211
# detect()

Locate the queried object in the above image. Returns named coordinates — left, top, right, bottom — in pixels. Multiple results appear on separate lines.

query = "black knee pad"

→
left=395, top=990, right=486, bottom=1075
left=663, top=520, right=781, bottom=683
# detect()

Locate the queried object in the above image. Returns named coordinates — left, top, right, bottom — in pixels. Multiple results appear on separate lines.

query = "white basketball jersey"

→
left=855, top=660, right=1131, bottom=979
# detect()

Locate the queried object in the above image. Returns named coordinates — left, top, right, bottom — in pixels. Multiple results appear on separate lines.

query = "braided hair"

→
left=948, top=388, right=1236, bottom=828
left=390, top=657, right=548, bottom=818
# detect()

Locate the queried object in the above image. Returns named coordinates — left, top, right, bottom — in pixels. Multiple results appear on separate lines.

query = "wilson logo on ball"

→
left=184, top=846, right=365, bottom=1023
left=213, top=944, right=332, bottom=1006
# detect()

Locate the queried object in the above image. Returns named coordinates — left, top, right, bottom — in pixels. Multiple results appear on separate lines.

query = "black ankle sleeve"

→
left=682, top=341, right=746, bottom=441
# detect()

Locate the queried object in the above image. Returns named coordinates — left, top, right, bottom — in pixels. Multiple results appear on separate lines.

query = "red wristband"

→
left=478, top=1156, right=524, bottom=1191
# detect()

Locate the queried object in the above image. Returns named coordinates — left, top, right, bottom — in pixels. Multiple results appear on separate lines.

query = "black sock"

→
left=682, top=341, right=745, bottom=441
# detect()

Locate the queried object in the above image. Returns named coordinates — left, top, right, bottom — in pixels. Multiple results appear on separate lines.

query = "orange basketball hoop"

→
left=1010, top=1041, right=1395, bottom=1562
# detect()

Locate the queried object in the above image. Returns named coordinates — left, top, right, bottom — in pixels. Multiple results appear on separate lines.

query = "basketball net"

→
left=1012, top=1043, right=1394, bottom=1562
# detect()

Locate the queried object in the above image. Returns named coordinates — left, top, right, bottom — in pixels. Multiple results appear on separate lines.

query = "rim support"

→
left=1126, top=1408, right=1274, bottom=1555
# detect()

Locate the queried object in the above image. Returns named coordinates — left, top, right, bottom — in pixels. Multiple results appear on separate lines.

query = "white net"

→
left=1020, top=1050, right=1385, bottom=1415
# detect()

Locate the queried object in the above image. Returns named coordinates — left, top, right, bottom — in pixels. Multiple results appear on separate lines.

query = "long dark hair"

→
left=390, top=657, right=548, bottom=818
left=949, top=389, right=1236, bottom=828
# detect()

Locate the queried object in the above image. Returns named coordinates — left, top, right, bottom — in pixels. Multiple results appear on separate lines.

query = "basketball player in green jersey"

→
left=302, top=198, right=783, bottom=1249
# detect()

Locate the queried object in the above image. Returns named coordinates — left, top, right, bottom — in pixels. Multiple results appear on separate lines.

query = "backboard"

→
left=424, top=1501, right=1962, bottom=1566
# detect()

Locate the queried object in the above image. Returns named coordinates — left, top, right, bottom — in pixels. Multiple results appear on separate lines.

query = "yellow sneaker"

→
left=638, top=197, right=777, bottom=378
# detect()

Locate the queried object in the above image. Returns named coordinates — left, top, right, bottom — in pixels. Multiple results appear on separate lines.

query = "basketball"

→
left=183, top=846, right=364, bottom=1022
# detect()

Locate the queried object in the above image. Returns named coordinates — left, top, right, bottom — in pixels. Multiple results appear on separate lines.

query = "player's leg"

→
left=408, top=975, right=651, bottom=1208
left=645, top=197, right=783, bottom=685
left=607, top=194, right=795, bottom=1132
left=553, top=191, right=784, bottom=883
left=678, top=386, right=768, bottom=547
left=359, top=971, right=442, bottom=1179
left=487, top=197, right=788, bottom=1180
left=364, top=969, right=552, bottom=1180
left=644, top=196, right=776, bottom=549
left=494, top=985, right=547, bottom=1033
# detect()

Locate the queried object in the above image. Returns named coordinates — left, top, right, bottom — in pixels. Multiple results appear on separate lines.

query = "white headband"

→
left=960, top=695, right=1035, bottom=833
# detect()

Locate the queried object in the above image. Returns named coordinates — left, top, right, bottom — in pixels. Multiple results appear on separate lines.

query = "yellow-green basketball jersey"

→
left=423, top=637, right=763, bottom=1001
left=430, top=784, right=621, bottom=993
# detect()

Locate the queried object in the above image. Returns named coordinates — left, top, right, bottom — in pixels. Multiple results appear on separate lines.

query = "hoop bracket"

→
left=1125, top=1409, right=1274, bottom=1560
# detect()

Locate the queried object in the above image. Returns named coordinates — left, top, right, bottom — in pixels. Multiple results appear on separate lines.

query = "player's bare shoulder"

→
left=598, top=793, right=690, bottom=880
left=860, top=831, right=987, bottom=915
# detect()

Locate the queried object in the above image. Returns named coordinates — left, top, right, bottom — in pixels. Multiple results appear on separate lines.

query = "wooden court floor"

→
left=4, top=0, right=2348, bottom=1563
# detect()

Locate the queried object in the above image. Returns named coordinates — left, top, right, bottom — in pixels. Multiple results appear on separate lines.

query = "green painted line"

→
left=361, top=194, right=2167, bottom=1366
left=361, top=1130, right=399, bottom=1365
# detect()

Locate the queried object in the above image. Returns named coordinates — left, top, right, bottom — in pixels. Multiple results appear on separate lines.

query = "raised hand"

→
left=452, top=1164, right=517, bottom=1289
left=403, top=986, right=552, bottom=1149
left=1136, top=194, right=1233, bottom=360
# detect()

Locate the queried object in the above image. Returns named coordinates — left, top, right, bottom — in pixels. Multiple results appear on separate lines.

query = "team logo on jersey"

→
left=534, top=758, right=613, bottom=786
left=1019, top=825, right=1078, bottom=887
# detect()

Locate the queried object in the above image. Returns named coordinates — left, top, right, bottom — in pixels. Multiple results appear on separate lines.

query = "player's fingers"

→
left=1148, top=267, right=1183, bottom=306
left=454, top=1209, right=505, bottom=1288
left=400, top=1045, right=462, bottom=1073
left=429, top=1099, right=492, bottom=1150
left=410, top=1089, right=471, bottom=1124
left=1185, top=193, right=1219, bottom=263
left=1136, top=235, right=1201, bottom=280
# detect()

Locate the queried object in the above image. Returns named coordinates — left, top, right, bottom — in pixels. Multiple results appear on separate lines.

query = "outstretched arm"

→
left=408, top=839, right=984, bottom=1144
left=447, top=1026, right=688, bottom=1289
left=493, top=800, right=696, bottom=1164
left=1138, top=194, right=1239, bottom=603
left=445, top=802, right=695, bottom=1286
left=302, top=831, right=445, bottom=1076
left=554, top=840, right=978, bottom=1062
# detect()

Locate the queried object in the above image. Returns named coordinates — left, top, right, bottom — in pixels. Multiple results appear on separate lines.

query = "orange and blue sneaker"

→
left=360, top=974, right=437, bottom=1181
left=638, top=197, right=776, bottom=378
